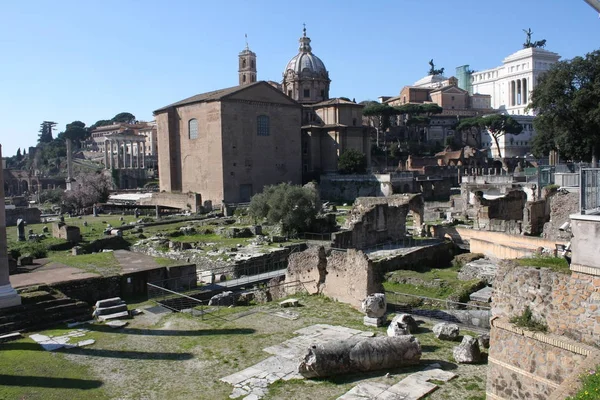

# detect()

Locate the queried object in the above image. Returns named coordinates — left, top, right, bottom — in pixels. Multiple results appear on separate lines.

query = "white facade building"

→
left=470, top=47, right=560, bottom=115
left=463, top=46, right=560, bottom=158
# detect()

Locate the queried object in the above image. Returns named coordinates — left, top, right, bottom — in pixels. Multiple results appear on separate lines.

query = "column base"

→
left=0, top=284, right=21, bottom=309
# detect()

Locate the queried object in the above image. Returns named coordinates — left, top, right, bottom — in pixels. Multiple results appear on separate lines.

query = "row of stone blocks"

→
left=92, top=297, right=130, bottom=322
left=0, top=290, right=92, bottom=335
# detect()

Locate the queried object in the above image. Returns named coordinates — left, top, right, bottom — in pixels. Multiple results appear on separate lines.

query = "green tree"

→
left=396, top=103, right=443, bottom=143
left=111, top=112, right=136, bottom=124
left=338, top=149, right=367, bottom=174
left=362, top=102, right=399, bottom=147
left=15, top=148, right=22, bottom=161
left=38, top=121, right=57, bottom=143
left=478, top=114, right=523, bottom=159
left=248, top=183, right=318, bottom=236
left=456, top=116, right=482, bottom=147
left=90, top=119, right=113, bottom=130
left=527, top=50, right=600, bottom=163
left=63, top=120, right=89, bottom=144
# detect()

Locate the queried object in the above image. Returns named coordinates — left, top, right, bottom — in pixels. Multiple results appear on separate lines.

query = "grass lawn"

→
left=47, top=252, right=122, bottom=276
left=383, top=265, right=483, bottom=301
left=516, top=255, right=571, bottom=273
left=0, top=294, right=487, bottom=400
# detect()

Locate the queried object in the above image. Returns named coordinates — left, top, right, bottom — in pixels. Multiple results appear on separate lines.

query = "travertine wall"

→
left=139, top=192, right=203, bottom=211
left=432, top=226, right=565, bottom=259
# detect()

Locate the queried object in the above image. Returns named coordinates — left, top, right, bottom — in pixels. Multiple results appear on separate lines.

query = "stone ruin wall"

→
left=467, top=189, right=549, bottom=236
left=331, top=195, right=423, bottom=250
left=285, top=246, right=382, bottom=310
left=487, top=262, right=600, bottom=399
left=542, top=190, right=579, bottom=241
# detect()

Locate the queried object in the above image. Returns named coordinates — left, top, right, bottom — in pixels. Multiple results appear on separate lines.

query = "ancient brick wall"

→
left=331, top=195, right=423, bottom=250
left=487, top=320, right=589, bottom=400
left=488, top=263, right=600, bottom=399
left=285, top=246, right=327, bottom=294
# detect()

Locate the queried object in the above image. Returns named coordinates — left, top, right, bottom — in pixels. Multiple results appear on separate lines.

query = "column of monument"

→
left=129, top=140, right=134, bottom=169
left=104, top=140, right=109, bottom=167
left=0, top=145, right=21, bottom=308
left=136, top=142, right=141, bottom=169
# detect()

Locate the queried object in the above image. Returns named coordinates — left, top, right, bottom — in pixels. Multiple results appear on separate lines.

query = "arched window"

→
left=242, top=59, right=246, bottom=68
left=251, top=60, right=255, bottom=68
left=243, top=75, right=246, bottom=83
left=257, top=115, right=270, bottom=136
left=188, top=119, right=198, bottom=139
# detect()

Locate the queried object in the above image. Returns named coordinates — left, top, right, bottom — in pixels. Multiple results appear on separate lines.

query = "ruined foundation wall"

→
left=488, top=263, right=600, bottom=399
left=322, top=249, right=382, bottom=310
left=487, top=320, right=589, bottom=400
left=285, top=246, right=327, bottom=294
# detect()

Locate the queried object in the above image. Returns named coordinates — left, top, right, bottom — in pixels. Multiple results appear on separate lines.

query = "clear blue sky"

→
left=1, top=0, right=599, bottom=157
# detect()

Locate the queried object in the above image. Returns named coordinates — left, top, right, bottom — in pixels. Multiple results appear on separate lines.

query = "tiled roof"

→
left=153, top=81, right=264, bottom=113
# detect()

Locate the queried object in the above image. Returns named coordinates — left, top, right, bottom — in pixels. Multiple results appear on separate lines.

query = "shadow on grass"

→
left=0, top=374, right=103, bottom=389
left=420, top=345, right=440, bottom=352
left=2, top=342, right=194, bottom=360
left=85, top=325, right=256, bottom=336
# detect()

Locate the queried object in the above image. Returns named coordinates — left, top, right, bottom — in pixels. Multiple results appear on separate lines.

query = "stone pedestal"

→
left=0, top=284, right=21, bottom=308
left=0, top=144, right=21, bottom=308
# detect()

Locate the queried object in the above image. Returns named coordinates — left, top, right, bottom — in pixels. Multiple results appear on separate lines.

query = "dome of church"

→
left=284, top=27, right=328, bottom=77
left=285, top=52, right=327, bottom=75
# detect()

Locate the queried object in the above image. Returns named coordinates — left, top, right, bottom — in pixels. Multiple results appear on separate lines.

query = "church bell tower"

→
left=239, top=35, right=257, bottom=85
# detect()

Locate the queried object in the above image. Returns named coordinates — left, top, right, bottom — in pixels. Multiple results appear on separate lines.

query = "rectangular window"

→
left=257, top=115, right=270, bottom=136
left=304, top=89, right=310, bottom=98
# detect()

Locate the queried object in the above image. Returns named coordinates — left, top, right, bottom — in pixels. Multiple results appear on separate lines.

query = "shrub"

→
left=21, top=242, right=48, bottom=259
left=248, top=183, right=318, bottom=236
left=509, top=306, right=547, bottom=332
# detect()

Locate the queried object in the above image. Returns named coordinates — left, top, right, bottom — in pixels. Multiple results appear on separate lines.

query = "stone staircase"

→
left=0, top=286, right=92, bottom=335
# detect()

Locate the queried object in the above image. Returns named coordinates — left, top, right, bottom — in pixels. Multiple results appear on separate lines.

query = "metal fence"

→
left=580, top=168, right=600, bottom=215
left=386, top=290, right=491, bottom=331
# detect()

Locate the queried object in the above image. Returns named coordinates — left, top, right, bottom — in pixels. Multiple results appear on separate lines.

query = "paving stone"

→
left=337, top=381, right=389, bottom=399
left=77, top=339, right=96, bottom=347
left=106, top=320, right=129, bottom=329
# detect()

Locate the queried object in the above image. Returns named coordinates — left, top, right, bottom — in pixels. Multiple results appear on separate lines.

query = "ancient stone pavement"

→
left=220, top=324, right=456, bottom=400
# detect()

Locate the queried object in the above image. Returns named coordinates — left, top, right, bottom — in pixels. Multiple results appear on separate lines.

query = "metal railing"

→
left=580, top=168, right=600, bottom=215
left=386, top=290, right=491, bottom=331
left=147, top=282, right=221, bottom=319
left=332, top=237, right=442, bottom=253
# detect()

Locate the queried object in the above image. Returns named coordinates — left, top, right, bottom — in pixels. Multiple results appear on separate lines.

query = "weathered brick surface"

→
left=331, top=194, right=423, bottom=250
left=488, top=327, right=585, bottom=399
